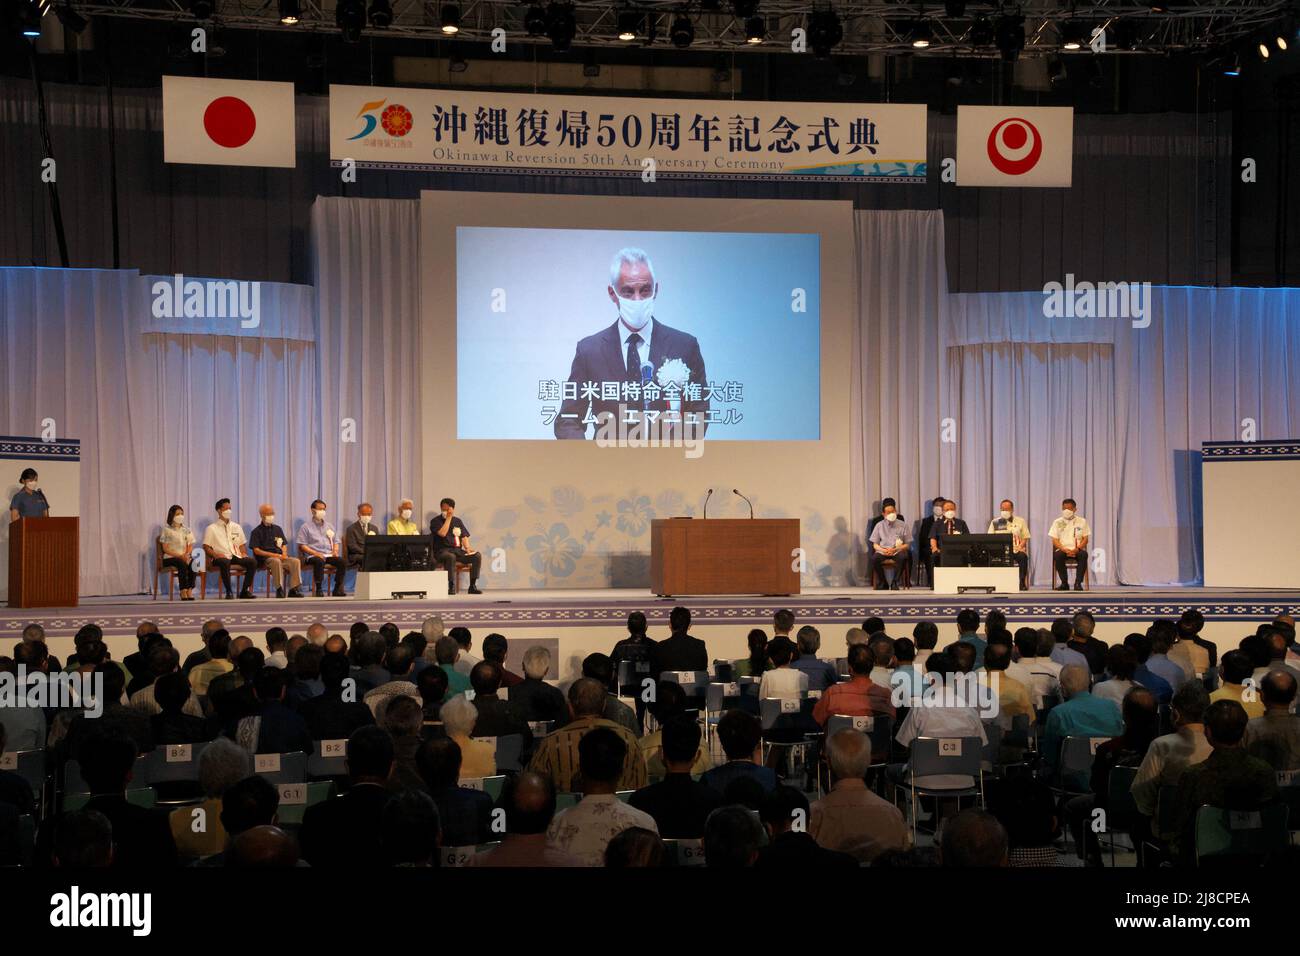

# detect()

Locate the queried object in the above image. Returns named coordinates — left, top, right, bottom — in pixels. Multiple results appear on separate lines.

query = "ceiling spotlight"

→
left=54, top=1, right=87, bottom=33
left=1060, top=22, right=1087, bottom=50
left=1258, top=40, right=1270, bottom=59
left=546, top=2, right=576, bottom=51
left=670, top=14, right=694, bottom=48
left=995, top=13, right=1024, bottom=61
left=278, top=0, right=300, bottom=24
left=440, top=4, right=460, bottom=34
left=1276, top=34, right=1288, bottom=51
left=808, top=9, right=842, bottom=58
left=617, top=10, right=640, bottom=41
left=17, top=0, right=42, bottom=37
left=744, top=14, right=764, bottom=43
left=449, top=48, right=468, bottom=72
left=189, top=0, right=214, bottom=20
left=910, top=19, right=933, bottom=48
left=524, top=4, right=547, bottom=35
left=969, top=15, right=994, bottom=46
left=369, top=0, right=392, bottom=27
left=944, top=0, right=966, bottom=16
left=733, top=0, right=758, bottom=20
left=337, top=0, right=365, bottom=42
left=1222, top=55, right=1241, bottom=76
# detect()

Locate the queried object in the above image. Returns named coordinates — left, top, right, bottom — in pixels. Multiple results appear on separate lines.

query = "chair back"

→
left=307, top=738, right=349, bottom=779
left=16, top=814, right=35, bottom=866
left=759, top=696, right=817, bottom=731
left=527, top=720, right=553, bottom=737
left=147, top=741, right=210, bottom=785
left=461, top=775, right=508, bottom=800
left=663, top=837, right=707, bottom=867
left=1194, top=804, right=1290, bottom=865
left=617, top=658, right=652, bottom=696
left=556, top=792, right=580, bottom=812
left=440, top=845, right=479, bottom=868
left=492, top=733, right=525, bottom=773
left=1057, top=735, right=1108, bottom=789
left=62, top=787, right=157, bottom=813
left=908, top=736, right=983, bottom=784
left=0, top=750, right=45, bottom=792
left=1105, top=765, right=1140, bottom=833
left=253, top=751, right=308, bottom=785
left=274, top=780, right=333, bottom=827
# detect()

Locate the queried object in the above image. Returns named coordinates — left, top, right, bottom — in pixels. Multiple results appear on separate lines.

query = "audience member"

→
left=810, top=728, right=907, bottom=863
left=546, top=727, right=658, bottom=866
left=629, top=716, right=721, bottom=838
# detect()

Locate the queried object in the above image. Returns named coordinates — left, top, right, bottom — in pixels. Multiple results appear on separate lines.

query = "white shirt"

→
left=869, top=666, right=893, bottom=688
left=453, top=651, right=482, bottom=677
left=265, top=651, right=288, bottom=670
left=1049, top=514, right=1091, bottom=551
left=1093, top=678, right=1134, bottom=708
left=202, top=518, right=246, bottom=559
left=987, top=515, right=1031, bottom=551
left=1005, top=660, right=1044, bottom=708
left=1131, top=725, right=1214, bottom=820
left=619, top=318, right=654, bottom=376
left=895, top=704, right=988, bottom=789
left=1023, top=657, right=1062, bottom=705
left=759, top=667, right=808, bottom=702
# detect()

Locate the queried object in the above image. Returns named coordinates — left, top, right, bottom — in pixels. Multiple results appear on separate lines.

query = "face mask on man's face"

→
left=220, top=510, right=232, bottom=521
left=359, top=515, right=371, bottom=525
left=1062, top=509, right=1075, bottom=519
left=616, top=292, right=654, bottom=331
left=313, top=509, right=326, bottom=521
left=944, top=509, right=956, bottom=520
left=1000, top=510, right=1012, bottom=520
left=263, top=515, right=275, bottom=525
left=884, top=512, right=897, bottom=522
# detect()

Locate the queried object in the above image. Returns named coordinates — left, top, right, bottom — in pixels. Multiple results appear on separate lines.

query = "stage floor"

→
left=4, top=585, right=1298, bottom=642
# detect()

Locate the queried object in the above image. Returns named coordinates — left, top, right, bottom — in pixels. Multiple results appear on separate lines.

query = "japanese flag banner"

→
left=956, top=105, right=1073, bottom=187
left=163, top=76, right=296, bottom=168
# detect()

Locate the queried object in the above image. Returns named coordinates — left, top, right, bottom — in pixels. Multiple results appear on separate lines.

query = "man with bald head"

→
left=810, top=728, right=907, bottom=863
left=205, top=635, right=254, bottom=707
left=323, top=634, right=347, bottom=656
left=249, top=503, right=304, bottom=598
left=227, top=825, right=302, bottom=868
left=306, top=622, right=328, bottom=647
left=473, top=772, right=582, bottom=867
left=527, top=677, right=646, bottom=791
left=182, top=619, right=225, bottom=675
left=1244, top=669, right=1300, bottom=772
left=1039, top=663, right=1123, bottom=788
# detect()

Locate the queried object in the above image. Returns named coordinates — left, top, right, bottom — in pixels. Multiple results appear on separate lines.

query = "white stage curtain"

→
left=0, top=266, right=318, bottom=596
left=311, top=197, right=425, bottom=529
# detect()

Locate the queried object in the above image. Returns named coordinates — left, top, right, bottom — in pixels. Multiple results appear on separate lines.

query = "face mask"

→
left=944, top=509, right=956, bottom=519
left=23, top=481, right=37, bottom=491
left=616, top=293, right=654, bottom=331
left=401, top=509, right=413, bottom=521
left=220, top=510, right=232, bottom=521
left=313, top=509, right=326, bottom=521
left=263, top=515, right=275, bottom=525
left=1062, top=509, right=1075, bottom=519
left=884, top=512, right=897, bottom=522
left=932, top=506, right=943, bottom=518
left=1000, top=510, right=1012, bottom=520
left=174, top=515, right=184, bottom=526
left=359, top=515, right=371, bottom=525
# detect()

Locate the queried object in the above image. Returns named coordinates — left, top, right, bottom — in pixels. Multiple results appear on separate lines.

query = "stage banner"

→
left=329, top=85, right=927, bottom=183
left=955, top=105, right=1074, bottom=187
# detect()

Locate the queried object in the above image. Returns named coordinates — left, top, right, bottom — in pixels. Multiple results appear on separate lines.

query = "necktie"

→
left=625, top=333, right=643, bottom=383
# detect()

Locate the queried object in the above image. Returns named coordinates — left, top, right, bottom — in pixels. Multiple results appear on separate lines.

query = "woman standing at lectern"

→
left=9, top=467, right=49, bottom=521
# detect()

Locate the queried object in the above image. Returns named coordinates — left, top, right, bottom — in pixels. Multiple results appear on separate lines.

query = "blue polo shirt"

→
left=9, top=489, right=48, bottom=518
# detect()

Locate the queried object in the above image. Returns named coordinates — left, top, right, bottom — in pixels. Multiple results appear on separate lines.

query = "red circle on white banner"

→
left=986, top=117, right=1043, bottom=175
left=203, top=96, right=257, bottom=149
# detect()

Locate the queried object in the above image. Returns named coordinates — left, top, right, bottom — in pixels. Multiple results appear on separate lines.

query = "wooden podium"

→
left=8, top=517, right=79, bottom=608
left=650, top=518, right=800, bottom=596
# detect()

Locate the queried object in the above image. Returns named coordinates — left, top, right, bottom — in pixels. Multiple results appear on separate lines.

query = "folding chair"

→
left=1103, top=765, right=1140, bottom=866
left=660, top=671, right=710, bottom=713
left=146, top=741, right=210, bottom=805
left=894, top=736, right=985, bottom=842
left=0, top=750, right=46, bottom=797
left=492, top=733, right=525, bottom=774
left=1139, top=784, right=1182, bottom=866
left=705, top=681, right=754, bottom=746
left=274, top=780, right=333, bottom=828
left=62, top=788, right=157, bottom=813
left=15, top=814, right=35, bottom=867
left=307, top=739, right=349, bottom=780
left=1052, top=735, right=1110, bottom=797
left=556, top=792, right=581, bottom=812
left=461, top=775, right=508, bottom=801
left=440, top=845, right=480, bottom=868
left=253, top=751, right=308, bottom=785
left=1276, top=771, right=1300, bottom=832
left=759, top=696, right=820, bottom=786
left=1194, top=804, right=1290, bottom=866
left=662, top=837, right=707, bottom=867
left=821, top=714, right=893, bottom=795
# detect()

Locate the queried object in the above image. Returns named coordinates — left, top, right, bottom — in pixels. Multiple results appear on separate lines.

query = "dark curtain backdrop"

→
left=0, top=76, right=1231, bottom=290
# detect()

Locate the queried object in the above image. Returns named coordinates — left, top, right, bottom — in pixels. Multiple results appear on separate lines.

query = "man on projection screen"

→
left=553, top=247, right=710, bottom=440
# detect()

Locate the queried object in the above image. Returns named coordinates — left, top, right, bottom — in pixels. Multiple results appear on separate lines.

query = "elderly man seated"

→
left=810, top=728, right=908, bottom=863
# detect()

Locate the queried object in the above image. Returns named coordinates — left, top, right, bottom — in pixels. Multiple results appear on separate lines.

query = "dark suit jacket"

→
left=299, top=783, right=393, bottom=867
left=554, top=319, right=709, bottom=439
left=628, top=773, right=722, bottom=839
left=297, top=692, right=376, bottom=741
left=50, top=794, right=179, bottom=869
left=755, top=831, right=860, bottom=869
left=471, top=695, right=535, bottom=752
left=149, top=712, right=217, bottom=746
left=508, top=679, right=569, bottom=724
left=650, top=633, right=708, bottom=677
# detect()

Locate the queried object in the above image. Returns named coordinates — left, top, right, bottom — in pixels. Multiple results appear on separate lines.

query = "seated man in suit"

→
left=916, top=494, right=946, bottom=587
left=649, top=605, right=708, bottom=678
left=554, top=247, right=709, bottom=440
left=929, top=499, right=971, bottom=567
left=344, top=502, right=381, bottom=572
left=868, top=499, right=911, bottom=590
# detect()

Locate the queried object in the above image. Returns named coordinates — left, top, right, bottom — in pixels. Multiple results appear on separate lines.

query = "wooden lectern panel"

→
left=650, top=518, right=799, bottom=596
left=8, top=517, right=79, bottom=608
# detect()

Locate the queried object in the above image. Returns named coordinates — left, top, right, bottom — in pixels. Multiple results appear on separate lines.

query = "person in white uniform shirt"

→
left=758, top=638, right=809, bottom=701
left=159, top=504, right=197, bottom=601
left=1093, top=645, right=1139, bottom=708
left=891, top=652, right=987, bottom=793
left=202, top=498, right=256, bottom=599
left=987, top=499, right=1031, bottom=590
left=1049, top=497, right=1091, bottom=591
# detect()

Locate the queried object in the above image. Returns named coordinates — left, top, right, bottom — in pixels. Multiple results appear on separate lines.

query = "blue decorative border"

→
left=330, top=159, right=927, bottom=185
left=0, top=436, right=81, bottom=462
left=1202, top=440, right=1300, bottom=461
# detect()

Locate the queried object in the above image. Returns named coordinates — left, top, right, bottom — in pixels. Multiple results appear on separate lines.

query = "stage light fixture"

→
left=968, top=15, right=994, bottom=46
left=1060, top=21, right=1087, bottom=50
left=54, top=1, right=87, bottom=33
left=1222, top=54, right=1241, bottom=76
left=617, top=10, right=639, bottom=41
left=15, top=0, right=42, bottom=36
left=278, top=0, right=300, bottom=25
left=670, top=14, right=694, bottom=48
left=995, top=13, right=1024, bottom=61
left=369, top=0, right=393, bottom=27
left=189, top=0, right=214, bottom=20
left=1277, top=34, right=1289, bottom=51
left=440, top=3, right=460, bottom=33
left=337, top=0, right=365, bottom=42
left=910, top=19, right=933, bottom=49
left=808, top=9, right=842, bottom=58
left=944, top=0, right=966, bottom=17
left=744, top=14, right=764, bottom=43
left=546, top=2, right=576, bottom=51
left=524, top=3, right=547, bottom=35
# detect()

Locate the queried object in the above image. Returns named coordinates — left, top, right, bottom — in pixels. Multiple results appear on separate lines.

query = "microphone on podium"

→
left=703, top=488, right=713, bottom=519
left=732, top=488, right=754, bottom=519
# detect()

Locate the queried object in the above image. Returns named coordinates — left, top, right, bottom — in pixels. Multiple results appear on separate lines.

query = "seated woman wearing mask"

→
left=387, top=498, right=419, bottom=535
left=9, top=468, right=49, bottom=521
left=160, top=504, right=198, bottom=601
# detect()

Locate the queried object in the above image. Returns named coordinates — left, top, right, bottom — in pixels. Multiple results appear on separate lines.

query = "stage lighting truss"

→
left=50, top=1, right=1294, bottom=56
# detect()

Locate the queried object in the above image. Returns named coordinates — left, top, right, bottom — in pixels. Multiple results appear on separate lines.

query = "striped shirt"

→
left=527, top=716, right=646, bottom=792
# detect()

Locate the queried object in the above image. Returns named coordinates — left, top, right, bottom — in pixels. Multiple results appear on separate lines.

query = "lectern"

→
left=8, top=517, right=79, bottom=608
left=650, top=518, right=800, bottom=596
